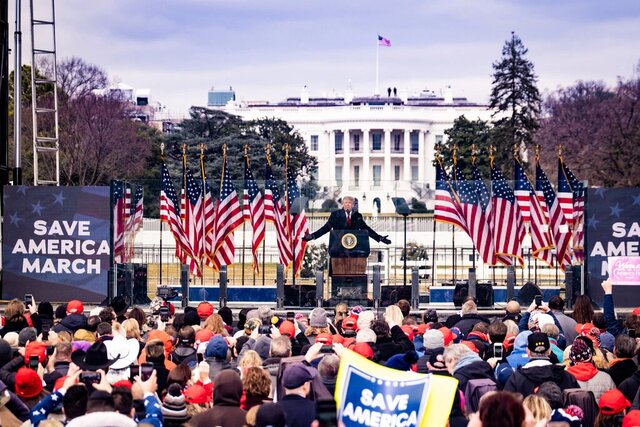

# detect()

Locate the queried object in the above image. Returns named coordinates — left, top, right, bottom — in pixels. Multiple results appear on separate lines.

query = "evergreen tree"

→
left=439, top=115, right=492, bottom=179
left=489, top=32, right=541, bottom=176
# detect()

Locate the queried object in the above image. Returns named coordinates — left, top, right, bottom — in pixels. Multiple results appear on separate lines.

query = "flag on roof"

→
left=378, top=35, right=391, bottom=47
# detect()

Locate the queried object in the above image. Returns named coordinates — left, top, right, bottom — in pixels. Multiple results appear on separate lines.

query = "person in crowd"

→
left=397, top=299, right=411, bottom=319
left=317, top=354, right=339, bottom=395
left=169, top=325, right=197, bottom=366
left=43, top=342, right=72, bottom=390
left=503, top=300, right=522, bottom=323
left=601, top=279, right=640, bottom=337
left=162, top=383, right=190, bottom=426
left=572, top=294, right=595, bottom=325
left=204, top=335, right=234, bottom=380
left=595, top=389, right=631, bottom=427
left=523, top=394, right=552, bottom=424
left=608, top=334, right=638, bottom=386
left=53, top=301, right=88, bottom=334
left=467, top=391, right=526, bottom=427
left=242, top=366, right=272, bottom=410
left=541, top=323, right=564, bottom=362
left=187, top=370, right=246, bottom=427
left=453, top=300, right=490, bottom=337
left=504, top=333, right=579, bottom=397
left=203, top=314, right=228, bottom=336
left=416, top=329, right=445, bottom=373
left=277, top=363, right=318, bottom=427
left=2, top=300, right=31, bottom=337
left=443, top=343, right=494, bottom=392
left=370, top=318, right=413, bottom=363
left=593, top=312, right=615, bottom=353
left=548, top=295, right=578, bottom=344
left=333, top=303, right=349, bottom=329
left=565, top=336, right=615, bottom=400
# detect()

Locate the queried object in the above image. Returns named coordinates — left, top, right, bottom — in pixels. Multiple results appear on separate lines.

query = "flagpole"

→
left=375, top=36, right=380, bottom=96
left=199, top=144, right=206, bottom=287
left=159, top=144, right=165, bottom=287
left=431, top=211, right=436, bottom=290
left=263, top=145, right=271, bottom=288
left=241, top=145, right=249, bottom=286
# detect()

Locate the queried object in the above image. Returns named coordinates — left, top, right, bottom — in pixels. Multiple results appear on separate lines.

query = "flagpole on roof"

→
left=375, top=35, right=380, bottom=96
left=159, top=143, right=164, bottom=287
left=431, top=146, right=440, bottom=289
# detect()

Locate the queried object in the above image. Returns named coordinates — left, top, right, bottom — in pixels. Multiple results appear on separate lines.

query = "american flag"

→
left=453, top=166, right=495, bottom=264
left=434, top=160, right=467, bottom=232
left=244, top=161, right=265, bottom=273
left=491, top=166, right=525, bottom=266
left=562, top=161, right=585, bottom=263
left=514, top=161, right=531, bottom=227
left=112, top=180, right=126, bottom=264
left=286, top=166, right=309, bottom=275
left=132, top=186, right=144, bottom=234
left=160, top=160, right=198, bottom=272
left=211, top=154, right=243, bottom=269
left=536, top=161, right=572, bottom=269
left=202, top=181, right=216, bottom=270
left=515, top=159, right=555, bottom=266
left=184, top=169, right=204, bottom=275
left=265, top=163, right=293, bottom=267
left=378, top=35, right=391, bottom=47
left=124, top=186, right=144, bottom=260
left=557, top=160, right=574, bottom=224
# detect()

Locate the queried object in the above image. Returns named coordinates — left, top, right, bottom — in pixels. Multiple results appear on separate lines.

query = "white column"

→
left=384, top=129, right=392, bottom=184
left=418, top=130, right=426, bottom=183
left=327, top=130, right=335, bottom=186
left=424, top=130, right=435, bottom=184
left=403, top=129, right=411, bottom=182
left=343, top=129, right=350, bottom=191
left=362, top=129, right=370, bottom=191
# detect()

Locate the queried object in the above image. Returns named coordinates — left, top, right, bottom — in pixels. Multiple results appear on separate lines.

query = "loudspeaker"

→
left=218, top=266, right=228, bottom=307
left=453, top=282, right=469, bottom=307
left=133, top=264, right=150, bottom=305
left=518, top=282, right=542, bottom=306
left=117, top=266, right=133, bottom=303
left=180, top=265, right=189, bottom=308
left=476, top=283, right=494, bottom=308
left=411, top=267, right=419, bottom=309
left=381, top=285, right=411, bottom=307
left=315, top=270, right=324, bottom=306
left=284, top=285, right=317, bottom=307
left=276, top=264, right=285, bottom=308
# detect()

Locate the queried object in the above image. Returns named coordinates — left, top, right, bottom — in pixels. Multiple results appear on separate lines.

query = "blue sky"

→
left=25, top=0, right=640, bottom=115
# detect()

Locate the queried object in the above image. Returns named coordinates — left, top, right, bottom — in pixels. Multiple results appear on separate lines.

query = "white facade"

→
left=221, top=89, right=494, bottom=213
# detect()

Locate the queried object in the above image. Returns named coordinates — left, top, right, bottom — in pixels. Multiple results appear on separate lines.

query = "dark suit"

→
left=309, top=209, right=384, bottom=242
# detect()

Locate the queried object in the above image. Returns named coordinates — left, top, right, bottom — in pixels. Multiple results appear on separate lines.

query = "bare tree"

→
left=56, top=56, right=108, bottom=99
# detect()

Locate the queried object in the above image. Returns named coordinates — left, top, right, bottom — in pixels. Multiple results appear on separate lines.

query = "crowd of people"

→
left=0, top=278, right=638, bottom=427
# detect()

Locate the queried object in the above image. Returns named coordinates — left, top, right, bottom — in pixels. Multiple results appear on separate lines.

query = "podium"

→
left=329, top=230, right=370, bottom=302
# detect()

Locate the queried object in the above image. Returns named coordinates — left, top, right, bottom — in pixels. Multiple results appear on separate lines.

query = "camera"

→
left=24, top=294, right=34, bottom=309
left=534, top=295, right=542, bottom=307
left=29, top=355, right=39, bottom=370
left=156, top=287, right=179, bottom=302
left=159, top=304, right=170, bottom=322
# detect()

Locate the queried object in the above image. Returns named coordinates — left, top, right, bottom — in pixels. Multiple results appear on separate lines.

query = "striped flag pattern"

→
left=557, top=163, right=574, bottom=224
left=211, top=155, right=244, bottom=269
left=112, top=180, right=126, bottom=264
left=202, top=182, right=217, bottom=270
left=434, top=160, right=468, bottom=233
left=536, top=161, right=572, bottom=270
left=491, top=166, right=525, bottom=266
left=184, top=169, right=204, bottom=275
left=286, top=166, right=309, bottom=274
left=562, top=162, right=585, bottom=263
left=265, top=164, right=293, bottom=267
left=514, top=162, right=531, bottom=227
left=244, top=161, right=266, bottom=273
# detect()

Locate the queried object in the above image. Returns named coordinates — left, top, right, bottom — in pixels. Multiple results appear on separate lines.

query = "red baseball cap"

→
left=25, top=342, right=47, bottom=364
left=112, top=380, right=133, bottom=389
left=15, top=367, right=43, bottom=398
left=278, top=320, right=295, bottom=337
left=342, top=316, right=358, bottom=331
left=439, top=327, right=456, bottom=346
left=332, top=334, right=345, bottom=344
left=184, top=384, right=211, bottom=404
left=316, top=333, right=333, bottom=345
left=197, top=302, right=214, bottom=319
left=351, top=342, right=374, bottom=360
left=400, top=325, right=415, bottom=342
left=599, top=389, right=631, bottom=415
left=67, top=300, right=84, bottom=314
left=416, top=324, right=429, bottom=335
left=195, top=329, right=214, bottom=346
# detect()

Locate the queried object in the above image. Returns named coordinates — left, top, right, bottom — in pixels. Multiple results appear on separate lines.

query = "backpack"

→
left=464, top=378, right=498, bottom=413
left=563, top=388, right=598, bottom=427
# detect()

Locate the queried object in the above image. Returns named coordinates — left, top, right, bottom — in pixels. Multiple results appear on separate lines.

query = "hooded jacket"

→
left=504, top=359, right=579, bottom=397
left=452, top=353, right=495, bottom=392
left=618, top=369, right=640, bottom=402
left=375, top=325, right=414, bottom=363
left=453, top=314, right=490, bottom=338
left=188, top=371, right=246, bottom=427
left=608, top=358, right=638, bottom=386
left=53, top=313, right=88, bottom=334
left=566, top=362, right=615, bottom=401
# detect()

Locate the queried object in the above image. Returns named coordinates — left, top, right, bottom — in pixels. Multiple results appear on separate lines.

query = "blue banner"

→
left=2, top=186, right=111, bottom=302
left=586, top=187, right=640, bottom=307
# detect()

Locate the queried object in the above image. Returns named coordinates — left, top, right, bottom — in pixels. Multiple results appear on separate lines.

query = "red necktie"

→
left=346, top=211, right=351, bottom=226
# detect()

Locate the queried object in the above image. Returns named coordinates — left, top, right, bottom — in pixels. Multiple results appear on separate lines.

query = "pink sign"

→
left=608, top=257, right=640, bottom=286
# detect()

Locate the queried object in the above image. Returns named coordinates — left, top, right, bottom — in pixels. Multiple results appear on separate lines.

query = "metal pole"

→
left=431, top=216, right=436, bottom=288
left=241, top=219, right=246, bottom=286
left=159, top=220, right=163, bottom=286
left=12, top=0, right=21, bottom=184
left=0, top=0, right=10, bottom=190
left=403, top=214, right=407, bottom=286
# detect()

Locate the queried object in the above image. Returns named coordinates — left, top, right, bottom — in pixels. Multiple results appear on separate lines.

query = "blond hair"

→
left=523, top=395, right=551, bottom=422
left=122, top=318, right=142, bottom=340
left=4, top=299, right=25, bottom=320
left=238, top=350, right=263, bottom=370
left=203, top=314, right=228, bottom=336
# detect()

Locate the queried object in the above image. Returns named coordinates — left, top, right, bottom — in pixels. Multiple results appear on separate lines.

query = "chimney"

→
left=345, top=79, right=354, bottom=103
left=301, top=85, right=310, bottom=104
left=444, top=85, right=453, bottom=104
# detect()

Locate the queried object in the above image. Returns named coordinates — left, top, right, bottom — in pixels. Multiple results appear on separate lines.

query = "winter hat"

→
left=282, top=363, right=318, bottom=389
left=15, top=367, right=43, bottom=398
left=67, top=300, right=84, bottom=314
left=197, top=302, right=214, bottom=320
left=450, top=327, right=463, bottom=343
left=205, top=336, right=228, bottom=359
left=400, top=325, right=415, bottom=342
left=4, top=332, right=19, bottom=349
left=254, top=335, right=272, bottom=360
left=18, top=327, right=37, bottom=347
left=356, top=328, right=377, bottom=344
left=184, top=384, right=210, bottom=404
left=423, top=330, right=445, bottom=350
left=599, top=389, right=631, bottom=415
left=25, top=341, right=47, bottom=364
left=256, top=402, right=287, bottom=427
left=536, top=381, right=564, bottom=409
left=357, top=311, right=375, bottom=331
left=350, top=306, right=364, bottom=316
left=162, top=383, right=188, bottom=423
left=427, top=349, right=447, bottom=371
left=184, top=310, right=200, bottom=327
left=351, top=343, right=374, bottom=360
left=385, top=350, right=419, bottom=371
left=146, top=330, right=173, bottom=355
left=278, top=320, right=295, bottom=337
left=529, top=312, right=554, bottom=331
left=258, top=306, right=273, bottom=322
left=423, top=309, right=438, bottom=323
left=316, top=333, right=333, bottom=345
left=569, top=337, right=593, bottom=365
left=37, top=302, right=54, bottom=317
left=576, top=323, right=601, bottom=348
left=55, top=304, right=67, bottom=319
left=309, top=308, right=328, bottom=328
left=623, top=410, right=640, bottom=427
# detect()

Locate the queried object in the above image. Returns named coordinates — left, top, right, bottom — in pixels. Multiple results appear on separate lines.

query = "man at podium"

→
left=302, top=196, right=391, bottom=244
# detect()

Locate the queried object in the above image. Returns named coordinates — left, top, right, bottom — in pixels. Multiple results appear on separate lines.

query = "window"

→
left=411, top=166, right=419, bottom=181
left=353, top=165, right=360, bottom=186
left=353, top=134, right=360, bottom=151
left=335, top=166, right=343, bottom=186
left=394, top=134, right=401, bottom=152
left=435, top=134, right=444, bottom=146
left=372, top=133, right=382, bottom=151
left=410, top=133, right=419, bottom=153
left=335, top=133, right=343, bottom=153
left=310, top=135, right=318, bottom=151
left=394, top=165, right=401, bottom=181
left=373, top=165, right=381, bottom=186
